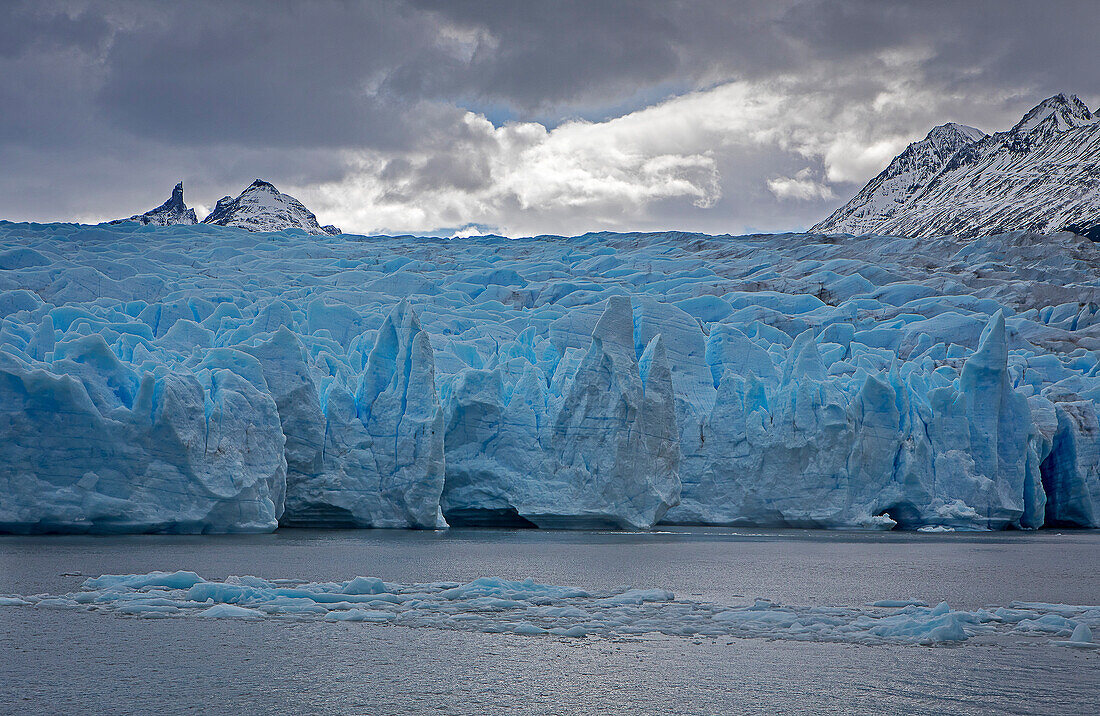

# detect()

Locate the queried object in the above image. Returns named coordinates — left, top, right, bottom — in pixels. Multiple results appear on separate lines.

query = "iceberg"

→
left=1, top=221, right=1099, bottom=532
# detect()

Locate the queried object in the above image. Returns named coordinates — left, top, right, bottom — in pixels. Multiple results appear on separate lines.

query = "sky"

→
left=1, top=0, right=1096, bottom=237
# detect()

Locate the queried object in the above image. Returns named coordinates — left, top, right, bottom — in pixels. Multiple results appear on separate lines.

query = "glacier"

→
left=3, top=570, right=1098, bottom=648
left=1, top=221, right=1099, bottom=533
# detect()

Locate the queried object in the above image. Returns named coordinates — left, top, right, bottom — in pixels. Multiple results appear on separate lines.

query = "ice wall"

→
left=669, top=312, right=1048, bottom=529
left=1, top=222, right=1098, bottom=532
left=0, top=335, right=285, bottom=533
left=252, top=302, right=447, bottom=528
left=439, top=296, right=679, bottom=529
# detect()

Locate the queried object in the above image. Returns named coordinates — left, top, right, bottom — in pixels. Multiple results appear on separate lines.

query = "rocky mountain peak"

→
left=813, top=93, right=1100, bottom=239
left=110, top=181, right=198, bottom=226
left=1010, top=93, right=1095, bottom=135
left=166, top=182, right=185, bottom=208
left=200, top=179, right=341, bottom=236
left=925, top=123, right=987, bottom=153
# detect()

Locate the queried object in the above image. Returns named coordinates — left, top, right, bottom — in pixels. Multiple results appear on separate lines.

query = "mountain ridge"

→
left=112, top=179, right=340, bottom=235
left=814, top=93, right=1100, bottom=239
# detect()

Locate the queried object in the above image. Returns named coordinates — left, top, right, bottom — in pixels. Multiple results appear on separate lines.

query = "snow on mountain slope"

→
left=201, top=179, right=341, bottom=236
left=1, top=223, right=1099, bottom=533
left=812, top=124, right=988, bottom=236
left=814, top=94, right=1100, bottom=239
left=1010, top=92, right=1095, bottom=135
left=110, top=182, right=198, bottom=226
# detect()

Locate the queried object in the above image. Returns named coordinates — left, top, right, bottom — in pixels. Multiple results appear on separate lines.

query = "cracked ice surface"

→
left=1, top=222, right=1099, bottom=533
left=3, top=571, right=1098, bottom=648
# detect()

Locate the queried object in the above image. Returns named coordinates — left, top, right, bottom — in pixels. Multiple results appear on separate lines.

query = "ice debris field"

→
left=2, top=570, right=1098, bottom=648
left=1, top=221, right=1099, bottom=533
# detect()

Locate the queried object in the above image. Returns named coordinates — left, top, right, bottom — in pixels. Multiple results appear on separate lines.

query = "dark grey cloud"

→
left=0, top=3, right=111, bottom=58
left=778, top=0, right=1100, bottom=98
left=0, top=0, right=1097, bottom=232
left=395, top=0, right=690, bottom=112
left=95, top=0, right=464, bottom=149
left=406, top=0, right=1100, bottom=117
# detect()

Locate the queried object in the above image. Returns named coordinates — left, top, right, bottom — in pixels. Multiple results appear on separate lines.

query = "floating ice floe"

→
left=3, top=571, right=1099, bottom=648
left=1052, top=623, right=1098, bottom=648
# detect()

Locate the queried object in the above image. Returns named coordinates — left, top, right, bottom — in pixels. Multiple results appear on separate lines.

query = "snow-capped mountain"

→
left=110, top=181, right=198, bottom=226
left=1010, top=92, right=1096, bottom=135
left=810, top=123, right=988, bottom=236
left=814, top=94, right=1100, bottom=239
left=201, top=179, right=341, bottom=236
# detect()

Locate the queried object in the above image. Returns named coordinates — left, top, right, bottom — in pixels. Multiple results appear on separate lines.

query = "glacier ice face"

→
left=1, top=221, right=1099, bottom=532
left=277, top=301, right=446, bottom=528
left=440, top=296, right=680, bottom=529
left=0, top=337, right=285, bottom=534
left=530, top=296, right=679, bottom=528
left=1038, top=395, right=1100, bottom=527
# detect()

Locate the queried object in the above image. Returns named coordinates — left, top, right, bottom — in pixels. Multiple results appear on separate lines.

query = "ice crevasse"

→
left=0, top=222, right=1098, bottom=532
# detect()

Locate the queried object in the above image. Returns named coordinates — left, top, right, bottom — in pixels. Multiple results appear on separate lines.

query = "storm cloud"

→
left=1, top=0, right=1095, bottom=235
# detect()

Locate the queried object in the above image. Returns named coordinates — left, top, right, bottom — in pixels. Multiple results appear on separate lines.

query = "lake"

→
left=1, top=528, right=1097, bottom=715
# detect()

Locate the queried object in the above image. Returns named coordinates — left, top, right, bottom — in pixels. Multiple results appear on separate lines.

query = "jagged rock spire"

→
left=110, top=181, right=198, bottom=226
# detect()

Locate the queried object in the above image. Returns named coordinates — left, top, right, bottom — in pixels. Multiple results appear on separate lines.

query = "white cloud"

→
left=300, top=68, right=1014, bottom=236
left=767, top=168, right=835, bottom=201
left=449, top=224, right=492, bottom=239
left=820, top=137, right=906, bottom=184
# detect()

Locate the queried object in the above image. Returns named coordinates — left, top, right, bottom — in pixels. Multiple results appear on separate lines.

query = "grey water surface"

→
left=1, top=528, right=1097, bottom=715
